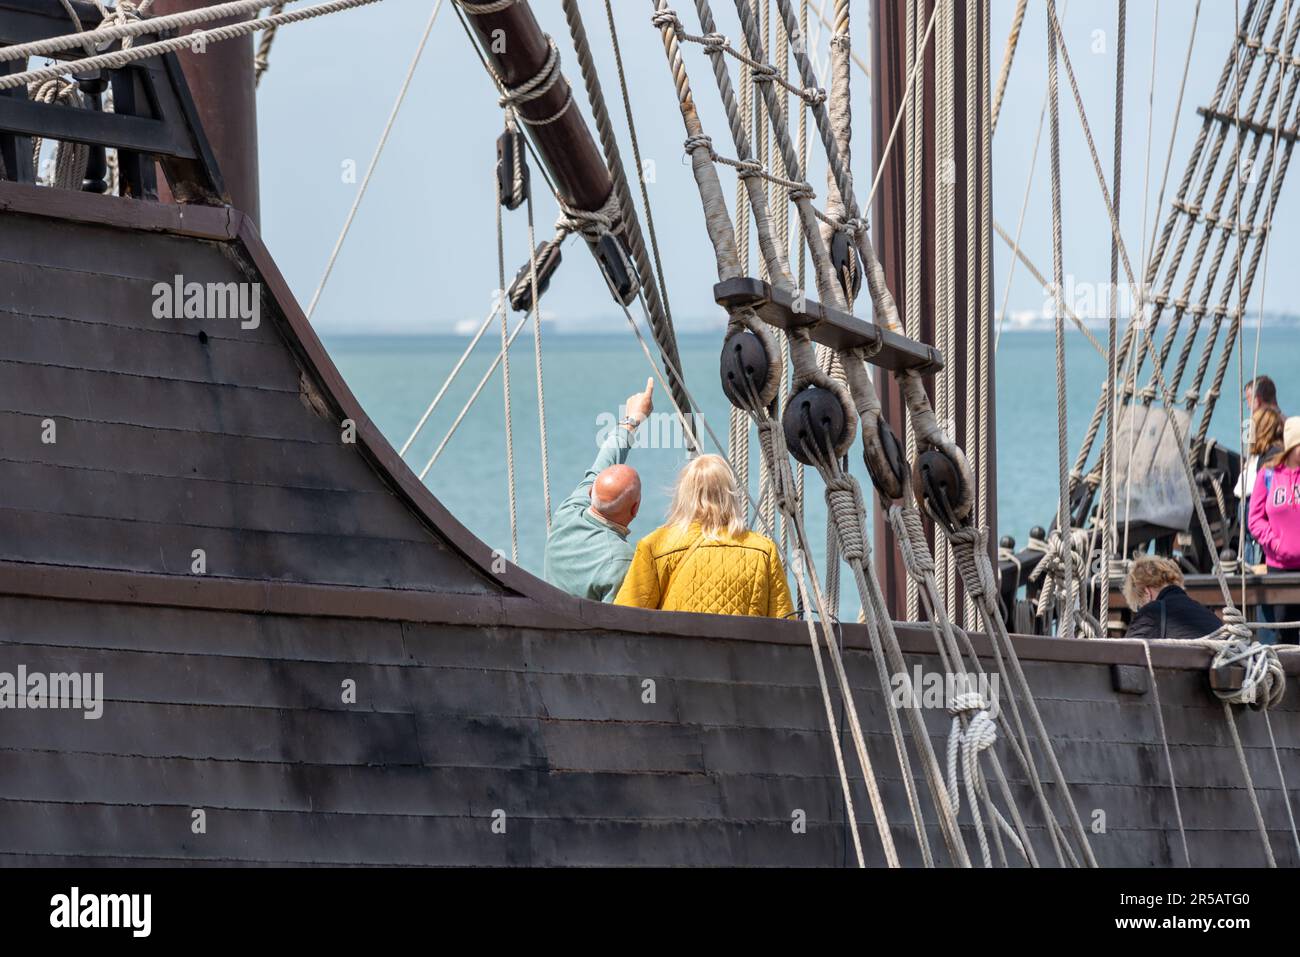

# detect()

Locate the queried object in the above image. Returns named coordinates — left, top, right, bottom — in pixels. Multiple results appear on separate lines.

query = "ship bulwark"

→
left=0, top=184, right=1296, bottom=866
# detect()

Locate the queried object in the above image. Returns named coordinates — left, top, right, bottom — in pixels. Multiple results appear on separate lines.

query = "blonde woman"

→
left=614, top=454, right=794, bottom=618
left=1121, top=555, right=1220, bottom=641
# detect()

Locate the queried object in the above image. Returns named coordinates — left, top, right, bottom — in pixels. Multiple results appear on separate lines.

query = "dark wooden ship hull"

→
left=1, top=183, right=1297, bottom=867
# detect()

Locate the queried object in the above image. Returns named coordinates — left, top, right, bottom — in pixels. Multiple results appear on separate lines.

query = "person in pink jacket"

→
left=1248, top=415, right=1300, bottom=644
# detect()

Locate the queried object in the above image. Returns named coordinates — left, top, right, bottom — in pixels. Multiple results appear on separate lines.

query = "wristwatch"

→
left=619, top=416, right=641, bottom=430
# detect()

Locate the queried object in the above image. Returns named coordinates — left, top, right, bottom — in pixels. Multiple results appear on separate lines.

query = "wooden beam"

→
left=714, top=277, right=944, bottom=373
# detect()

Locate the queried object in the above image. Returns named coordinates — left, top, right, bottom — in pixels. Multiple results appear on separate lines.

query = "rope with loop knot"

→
left=91, top=0, right=151, bottom=50
left=945, top=689, right=1026, bottom=866
left=650, top=8, right=681, bottom=32
left=554, top=190, right=621, bottom=243
left=1207, top=611, right=1286, bottom=711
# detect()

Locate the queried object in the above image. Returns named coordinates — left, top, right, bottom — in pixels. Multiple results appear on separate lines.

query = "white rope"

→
left=497, top=145, right=520, bottom=562
left=2, top=0, right=276, bottom=63
left=305, top=0, right=442, bottom=319
left=398, top=302, right=497, bottom=457
left=420, top=312, right=529, bottom=480
left=523, top=180, right=553, bottom=527
left=945, top=691, right=1026, bottom=867
left=1139, top=639, right=1192, bottom=866
left=0, top=0, right=384, bottom=91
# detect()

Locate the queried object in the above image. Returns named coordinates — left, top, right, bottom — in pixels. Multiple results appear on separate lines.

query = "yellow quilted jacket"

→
left=614, top=522, right=795, bottom=618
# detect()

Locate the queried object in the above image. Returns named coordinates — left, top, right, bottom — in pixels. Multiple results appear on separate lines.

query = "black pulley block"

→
left=719, top=330, right=770, bottom=410
left=507, top=240, right=562, bottom=312
left=830, top=229, right=862, bottom=301
left=864, top=415, right=907, bottom=500
left=783, top=386, right=849, bottom=467
left=914, top=448, right=966, bottom=533
left=496, top=128, right=530, bottom=211
left=595, top=234, right=638, bottom=306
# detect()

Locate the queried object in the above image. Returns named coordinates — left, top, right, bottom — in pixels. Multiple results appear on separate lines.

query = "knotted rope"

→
left=497, top=34, right=572, bottom=127
left=554, top=190, right=621, bottom=243
left=1026, top=527, right=1100, bottom=638
left=946, top=689, right=1026, bottom=868
left=1204, top=616, right=1286, bottom=711
left=27, top=78, right=89, bottom=190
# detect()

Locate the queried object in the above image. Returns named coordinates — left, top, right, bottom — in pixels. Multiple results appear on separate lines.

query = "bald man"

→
left=543, top=380, right=654, bottom=601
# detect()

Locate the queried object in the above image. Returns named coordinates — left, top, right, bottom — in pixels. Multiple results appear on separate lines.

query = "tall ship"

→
left=0, top=0, right=1295, bottom=868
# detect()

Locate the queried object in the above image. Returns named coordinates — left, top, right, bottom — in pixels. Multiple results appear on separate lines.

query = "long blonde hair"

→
left=665, top=454, right=746, bottom=539
left=1251, top=405, right=1284, bottom=457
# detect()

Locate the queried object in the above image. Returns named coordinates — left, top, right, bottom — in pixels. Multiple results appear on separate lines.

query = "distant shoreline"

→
left=321, top=317, right=1300, bottom=338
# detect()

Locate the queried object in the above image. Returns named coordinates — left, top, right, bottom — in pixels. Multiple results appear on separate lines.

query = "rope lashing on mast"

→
left=496, top=35, right=573, bottom=128
left=0, top=0, right=383, bottom=90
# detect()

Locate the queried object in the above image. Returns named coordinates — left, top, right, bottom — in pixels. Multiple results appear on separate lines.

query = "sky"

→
left=252, top=0, right=1299, bottom=336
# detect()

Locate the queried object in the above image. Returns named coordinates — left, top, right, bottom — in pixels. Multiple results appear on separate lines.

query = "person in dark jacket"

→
left=1122, top=556, right=1222, bottom=641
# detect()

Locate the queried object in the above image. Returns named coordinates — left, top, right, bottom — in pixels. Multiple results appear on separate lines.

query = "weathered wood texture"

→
left=0, top=593, right=1295, bottom=866
left=0, top=184, right=1295, bottom=866
left=0, top=207, right=493, bottom=593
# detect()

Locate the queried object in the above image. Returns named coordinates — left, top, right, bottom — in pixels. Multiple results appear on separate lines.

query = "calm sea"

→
left=324, top=328, right=1297, bottom=620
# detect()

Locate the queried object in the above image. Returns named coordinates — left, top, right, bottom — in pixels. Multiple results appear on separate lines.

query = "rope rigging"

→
left=643, top=0, right=1121, bottom=871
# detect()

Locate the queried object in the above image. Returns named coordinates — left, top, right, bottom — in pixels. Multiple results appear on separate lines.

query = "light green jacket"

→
left=543, top=427, right=636, bottom=601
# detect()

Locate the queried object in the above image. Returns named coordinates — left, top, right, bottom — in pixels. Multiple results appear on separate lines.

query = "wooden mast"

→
left=459, top=2, right=613, bottom=218
left=871, top=0, right=995, bottom=619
